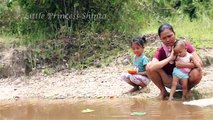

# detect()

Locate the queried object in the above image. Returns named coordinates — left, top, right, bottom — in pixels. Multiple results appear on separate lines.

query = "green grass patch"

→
left=0, top=35, right=20, bottom=47
left=139, top=16, right=213, bottom=49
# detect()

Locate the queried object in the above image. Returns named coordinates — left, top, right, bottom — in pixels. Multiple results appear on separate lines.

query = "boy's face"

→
left=174, top=45, right=187, bottom=57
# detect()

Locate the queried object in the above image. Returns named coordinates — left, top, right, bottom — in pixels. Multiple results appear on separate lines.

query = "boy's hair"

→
left=130, top=36, right=147, bottom=48
left=174, top=40, right=186, bottom=48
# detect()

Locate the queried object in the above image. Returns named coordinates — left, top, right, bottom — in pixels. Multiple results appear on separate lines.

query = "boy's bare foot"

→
left=168, top=97, right=174, bottom=101
left=157, top=91, right=169, bottom=100
left=185, top=90, right=191, bottom=99
left=181, top=96, right=186, bottom=101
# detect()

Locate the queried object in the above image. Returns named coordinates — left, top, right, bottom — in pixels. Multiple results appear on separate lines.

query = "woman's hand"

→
left=168, top=48, right=176, bottom=61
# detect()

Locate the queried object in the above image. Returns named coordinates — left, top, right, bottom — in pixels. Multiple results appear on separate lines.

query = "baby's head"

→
left=130, top=36, right=146, bottom=56
left=174, top=40, right=187, bottom=57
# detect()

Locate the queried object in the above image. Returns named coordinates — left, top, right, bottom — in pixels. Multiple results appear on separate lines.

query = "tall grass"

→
left=138, top=15, right=213, bottom=49
left=1, top=0, right=213, bottom=69
left=173, top=17, right=213, bottom=48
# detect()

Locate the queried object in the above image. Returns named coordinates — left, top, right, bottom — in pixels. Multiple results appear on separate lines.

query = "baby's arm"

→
left=175, top=56, right=195, bottom=69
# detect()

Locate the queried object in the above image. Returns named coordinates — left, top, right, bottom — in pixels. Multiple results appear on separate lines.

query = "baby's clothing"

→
left=173, top=67, right=189, bottom=79
left=173, top=52, right=192, bottom=80
left=153, top=42, right=195, bottom=75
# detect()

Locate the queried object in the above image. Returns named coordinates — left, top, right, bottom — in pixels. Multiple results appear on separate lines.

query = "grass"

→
left=1, top=12, right=213, bottom=69
left=138, top=16, right=213, bottom=49
left=0, top=35, right=20, bottom=47
left=172, top=17, right=213, bottom=49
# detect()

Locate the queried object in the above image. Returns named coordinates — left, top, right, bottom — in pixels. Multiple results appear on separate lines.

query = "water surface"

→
left=0, top=98, right=212, bottom=120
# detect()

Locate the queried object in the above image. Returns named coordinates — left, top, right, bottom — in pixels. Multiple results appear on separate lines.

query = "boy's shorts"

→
left=172, top=67, right=189, bottom=80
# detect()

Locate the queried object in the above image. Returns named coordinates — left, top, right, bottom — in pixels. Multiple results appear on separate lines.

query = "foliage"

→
left=25, top=30, right=130, bottom=69
left=0, top=0, right=213, bottom=69
left=17, top=0, right=126, bottom=32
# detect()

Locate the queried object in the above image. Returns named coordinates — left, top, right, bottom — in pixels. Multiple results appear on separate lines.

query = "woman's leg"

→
left=157, top=69, right=172, bottom=84
left=185, top=68, right=202, bottom=98
left=146, top=68, right=171, bottom=100
left=188, top=68, right=202, bottom=89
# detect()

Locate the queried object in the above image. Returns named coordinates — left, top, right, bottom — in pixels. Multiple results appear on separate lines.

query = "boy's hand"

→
left=175, top=61, right=185, bottom=68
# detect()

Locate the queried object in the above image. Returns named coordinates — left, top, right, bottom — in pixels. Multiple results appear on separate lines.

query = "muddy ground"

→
left=0, top=57, right=213, bottom=101
left=0, top=37, right=213, bottom=101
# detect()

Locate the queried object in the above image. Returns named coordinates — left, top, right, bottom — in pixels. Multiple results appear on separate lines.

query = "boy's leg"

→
left=181, top=78, right=188, bottom=100
left=169, top=76, right=179, bottom=101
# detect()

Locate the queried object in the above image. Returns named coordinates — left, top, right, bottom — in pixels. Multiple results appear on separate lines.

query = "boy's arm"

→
left=175, top=56, right=195, bottom=69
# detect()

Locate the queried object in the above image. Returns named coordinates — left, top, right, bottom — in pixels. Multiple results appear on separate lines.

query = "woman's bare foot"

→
left=157, top=91, right=169, bottom=100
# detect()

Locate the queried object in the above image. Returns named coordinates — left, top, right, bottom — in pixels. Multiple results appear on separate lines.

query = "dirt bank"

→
left=0, top=37, right=213, bottom=101
left=0, top=61, right=213, bottom=101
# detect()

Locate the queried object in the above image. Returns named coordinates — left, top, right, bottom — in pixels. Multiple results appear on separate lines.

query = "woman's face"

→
left=159, top=29, right=176, bottom=46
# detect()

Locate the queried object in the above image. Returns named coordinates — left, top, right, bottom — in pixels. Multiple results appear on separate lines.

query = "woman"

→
left=146, top=23, right=203, bottom=100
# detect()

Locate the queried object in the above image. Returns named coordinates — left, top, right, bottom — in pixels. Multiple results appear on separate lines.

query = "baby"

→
left=169, top=40, right=202, bottom=101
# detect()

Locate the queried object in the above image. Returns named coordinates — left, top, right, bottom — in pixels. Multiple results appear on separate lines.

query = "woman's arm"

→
left=191, top=51, right=203, bottom=67
left=147, top=51, right=175, bottom=71
left=191, top=56, right=202, bottom=71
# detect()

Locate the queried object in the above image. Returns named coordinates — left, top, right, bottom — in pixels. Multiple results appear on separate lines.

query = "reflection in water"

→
left=0, top=98, right=213, bottom=120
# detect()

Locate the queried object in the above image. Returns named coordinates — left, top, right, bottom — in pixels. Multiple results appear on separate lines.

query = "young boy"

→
left=169, top=40, right=202, bottom=101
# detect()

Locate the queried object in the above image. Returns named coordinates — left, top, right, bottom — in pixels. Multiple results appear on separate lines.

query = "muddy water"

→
left=0, top=98, right=212, bottom=120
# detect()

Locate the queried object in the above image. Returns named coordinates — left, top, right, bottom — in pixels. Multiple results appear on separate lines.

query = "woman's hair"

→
left=130, top=36, right=147, bottom=48
left=158, top=23, right=175, bottom=36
